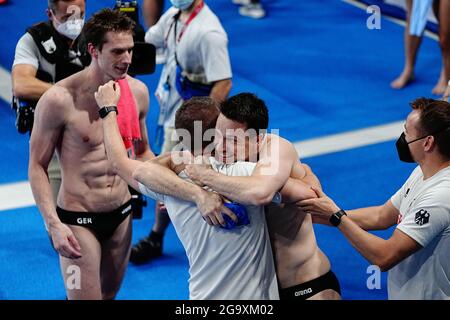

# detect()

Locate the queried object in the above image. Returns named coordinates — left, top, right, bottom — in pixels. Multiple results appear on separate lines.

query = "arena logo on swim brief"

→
left=294, top=287, right=312, bottom=297
left=122, top=204, right=132, bottom=214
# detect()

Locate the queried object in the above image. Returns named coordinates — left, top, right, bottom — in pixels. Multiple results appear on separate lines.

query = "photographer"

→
left=12, top=0, right=88, bottom=204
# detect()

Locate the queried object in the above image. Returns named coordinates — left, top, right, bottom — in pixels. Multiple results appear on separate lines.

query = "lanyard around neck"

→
left=174, top=0, right=204, bottom=43
left=166, top=0, right=204, bottom=65
left=164, top=1, right=204, bottom=45
left=162, top=1, right=204, bottom=68
left=163, top=0, right=204, bottom=45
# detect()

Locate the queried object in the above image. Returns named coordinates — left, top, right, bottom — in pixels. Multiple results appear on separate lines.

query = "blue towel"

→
left=221, top=202, right=250, bottom=230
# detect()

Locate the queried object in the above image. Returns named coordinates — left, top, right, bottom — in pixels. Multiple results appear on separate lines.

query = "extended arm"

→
left=336, top=214, right=420, bottom=271
left=28, top=86, right=81, bottom=259
left=96, top=81, right=194, bottom=196
left=308, top=195, right=399, bottom=230
left=297, top=188, right=420, bottom=271
left=96, top=82, right=234, bottom=226
left=132, top=160, right=235, bottom=226
left=346, top=201, right=400, bottom=230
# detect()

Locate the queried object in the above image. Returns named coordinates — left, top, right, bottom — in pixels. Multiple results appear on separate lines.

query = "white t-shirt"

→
left=13, top=32, right=83, bottom=82
left=138, top=158, right=279, bottom=300
left=145, top=5, right=232, bottom=128
left=389, top=165, right=450, bottom=300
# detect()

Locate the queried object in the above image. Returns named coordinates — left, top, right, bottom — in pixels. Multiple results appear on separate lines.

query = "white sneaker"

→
left=239, top=3, right=266, bottom=19
left=232, top=0, right=251, bottom=5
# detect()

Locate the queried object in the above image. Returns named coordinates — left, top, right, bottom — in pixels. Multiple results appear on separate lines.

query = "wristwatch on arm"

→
left=99, top=106, right=118, bottom=118
left=329, top=209, right=347, bottom=227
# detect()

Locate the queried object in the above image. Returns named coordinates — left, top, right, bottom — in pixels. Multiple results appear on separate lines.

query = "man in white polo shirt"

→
left=298, top=98, right=450, bottom=300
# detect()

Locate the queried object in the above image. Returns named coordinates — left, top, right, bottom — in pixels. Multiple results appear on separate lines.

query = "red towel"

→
left=116, top=78, right=141, bottom=154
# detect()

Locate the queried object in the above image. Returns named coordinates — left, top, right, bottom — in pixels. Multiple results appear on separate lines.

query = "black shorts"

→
left=279, top=270, right=341, bottom=300
left=56, top=200, right=132, bottom=241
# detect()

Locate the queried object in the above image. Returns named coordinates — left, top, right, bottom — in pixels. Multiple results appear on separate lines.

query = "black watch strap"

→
left=329, top=209, right=347, bottom=227
left=99, top=106, right=118, bottom=119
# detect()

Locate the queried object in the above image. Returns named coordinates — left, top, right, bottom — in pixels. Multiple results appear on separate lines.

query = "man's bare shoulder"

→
left=263, top=134, right=298, bottom=158
left=126, top=76, right=149, bottom=114
left=50, top=69, right=89, bottom=103
left=127, top=76, right=149, bottom=100
left=32, top=84, right=74, bottom=132
left=266, top=133, right=292, bottom=146
left=37, top=83, right=73, bottom=113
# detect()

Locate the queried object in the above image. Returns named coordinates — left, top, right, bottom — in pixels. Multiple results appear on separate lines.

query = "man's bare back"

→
left=265, top=204, right=340, bottom=299
left=258, top=136, right=340, bottom=299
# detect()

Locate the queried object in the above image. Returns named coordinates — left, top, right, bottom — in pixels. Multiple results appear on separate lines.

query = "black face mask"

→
left=395, top=132, right=428, bottom=163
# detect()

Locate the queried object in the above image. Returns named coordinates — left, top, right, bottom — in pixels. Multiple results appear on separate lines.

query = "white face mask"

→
left=170, top=0, right=195, bottom=10
left=52, top=10, right=85, bottom=40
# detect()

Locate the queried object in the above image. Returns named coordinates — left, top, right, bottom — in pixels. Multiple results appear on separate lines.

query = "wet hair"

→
left=81, top=8, right=135, bottom=51
left=219, top=93, right=269, bottom=132
left=410, top=97, right=450, bottom=159
left=175, top=97, right=220, bottom=153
